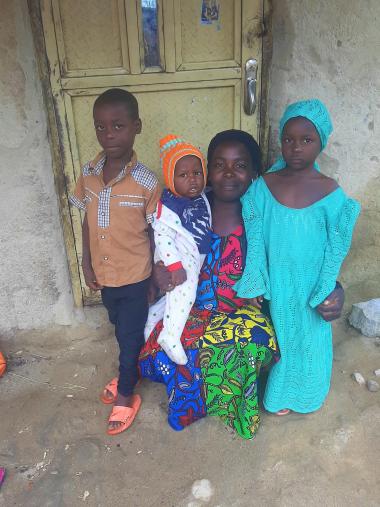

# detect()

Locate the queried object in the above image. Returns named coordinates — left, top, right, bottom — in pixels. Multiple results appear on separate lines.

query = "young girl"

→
left=144, top=135, right=212, bottom=364
left=235, top=99, right=360, bottom=415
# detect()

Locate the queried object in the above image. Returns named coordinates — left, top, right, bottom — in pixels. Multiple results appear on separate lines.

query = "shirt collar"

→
left=88, top=151, right=138, bottom=179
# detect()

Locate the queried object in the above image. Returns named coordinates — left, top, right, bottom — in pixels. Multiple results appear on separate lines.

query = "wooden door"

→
left=37, top=0, right=264, bottom=305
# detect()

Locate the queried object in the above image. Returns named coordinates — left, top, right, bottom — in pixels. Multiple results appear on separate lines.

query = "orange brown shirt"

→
left=70, top=151, right=161, bottom=287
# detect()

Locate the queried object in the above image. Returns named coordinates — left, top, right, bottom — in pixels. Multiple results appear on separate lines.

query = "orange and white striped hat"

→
left=159, top=135, right=207, bottom=195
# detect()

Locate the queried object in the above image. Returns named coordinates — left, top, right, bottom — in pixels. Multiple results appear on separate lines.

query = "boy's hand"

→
left=247, top=296, right=264, bottom=309
left=82, top=264, right=103, bottom=291
left=171, top=268, right=187, bottom=287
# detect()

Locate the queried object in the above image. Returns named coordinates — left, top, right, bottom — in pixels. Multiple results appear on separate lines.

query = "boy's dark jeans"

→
left=101, top=279, right=149, bottom=397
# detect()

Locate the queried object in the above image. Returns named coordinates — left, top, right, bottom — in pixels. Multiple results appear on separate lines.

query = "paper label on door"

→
left=201, top=0, right=220, bottom=25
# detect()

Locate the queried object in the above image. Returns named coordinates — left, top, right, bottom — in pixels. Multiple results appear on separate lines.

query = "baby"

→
left=145, top=135, right=212, bottom=364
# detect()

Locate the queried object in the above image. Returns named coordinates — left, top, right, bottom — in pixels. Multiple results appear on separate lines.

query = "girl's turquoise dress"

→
left=235, top=177, right=360, bottom=413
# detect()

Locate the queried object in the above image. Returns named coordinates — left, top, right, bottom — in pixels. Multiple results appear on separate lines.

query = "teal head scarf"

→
left=268, top=99, right=333, bottom=172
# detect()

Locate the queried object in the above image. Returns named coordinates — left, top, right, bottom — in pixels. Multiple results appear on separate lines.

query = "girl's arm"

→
left=309, top=197, right=360, bottom=309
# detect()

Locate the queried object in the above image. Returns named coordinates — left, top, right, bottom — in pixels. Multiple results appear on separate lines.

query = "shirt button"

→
left=101, top=235, right=105, bottom=239
left=103, top=256, right=108, bottom=260
left=101, top=212, right=105, bottom=216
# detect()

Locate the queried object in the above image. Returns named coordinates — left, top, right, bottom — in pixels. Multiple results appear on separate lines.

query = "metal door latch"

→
left=244, top=59, right=258, bottom=115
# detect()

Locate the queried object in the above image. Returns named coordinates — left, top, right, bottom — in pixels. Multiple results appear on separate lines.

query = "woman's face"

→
left=208, top=141, right=257, bottom=202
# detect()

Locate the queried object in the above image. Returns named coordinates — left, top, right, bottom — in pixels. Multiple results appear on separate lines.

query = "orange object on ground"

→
left=100, top=377, right=118, bottom=405
left=100, top=377, right=141, bottom=405
left=107, top=394, right=142, bottom=436
left=0, top=352, right=6, bottom=377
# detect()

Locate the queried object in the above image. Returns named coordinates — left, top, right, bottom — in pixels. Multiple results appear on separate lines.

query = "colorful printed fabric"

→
left=139, top=225, right=279, bottom=438
left=199, top=306, right=278, bottom=439
left=139, top=308, right=210, bottom=430
left=196, top=225, right=247, bottom=312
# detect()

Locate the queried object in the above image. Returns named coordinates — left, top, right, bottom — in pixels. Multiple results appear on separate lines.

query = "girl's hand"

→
left=152, top=261, right=173, bottom=292
left=82, top=263, right=103, bottom=291
left=316, top=285, right=344, bottom=321
left=248, top=296, right=264, bottom=309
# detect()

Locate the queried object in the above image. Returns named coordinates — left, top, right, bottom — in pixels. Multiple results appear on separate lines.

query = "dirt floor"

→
left=0, top=306, right=379, bottom=507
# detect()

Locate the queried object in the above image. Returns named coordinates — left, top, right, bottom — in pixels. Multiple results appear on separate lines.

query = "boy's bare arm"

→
left=147, top=224, right=159, bottom=303
left=82, top=215, right=103, bottom=290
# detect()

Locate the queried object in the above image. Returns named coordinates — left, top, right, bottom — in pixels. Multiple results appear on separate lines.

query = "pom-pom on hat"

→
left=160, top=135, right=207, bottom=195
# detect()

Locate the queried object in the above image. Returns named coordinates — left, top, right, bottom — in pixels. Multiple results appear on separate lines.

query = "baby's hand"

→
left=171, top=268, right=187, bottom=287
left=247, top=296, right=264, bottom=309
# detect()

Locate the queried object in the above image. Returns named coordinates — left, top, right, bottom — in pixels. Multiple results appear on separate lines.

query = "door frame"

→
left=27, top=0, right=273, bottom=307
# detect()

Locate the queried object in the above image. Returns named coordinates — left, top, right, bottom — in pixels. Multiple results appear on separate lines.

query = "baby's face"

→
left=173, top=155, right=204, bottom=198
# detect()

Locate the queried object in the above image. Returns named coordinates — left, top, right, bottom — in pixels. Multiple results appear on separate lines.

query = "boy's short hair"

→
left=93, top=88, right=139, bottom=120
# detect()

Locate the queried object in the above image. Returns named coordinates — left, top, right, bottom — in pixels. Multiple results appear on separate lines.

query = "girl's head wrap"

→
left=268, top=99, right=333, bottom=173
left=160, top=135, right=207, bottom=195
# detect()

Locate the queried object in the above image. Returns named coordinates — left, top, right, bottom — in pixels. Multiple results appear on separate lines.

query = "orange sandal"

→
left=275, top=409, right=290, bottom=416
left=100, top=377, right=118, bottom=404
left=0, top=352, right=6, bottom=377
left=107, top=394, right=142, bottom=436
left=100, top=377, right=141, bottom=405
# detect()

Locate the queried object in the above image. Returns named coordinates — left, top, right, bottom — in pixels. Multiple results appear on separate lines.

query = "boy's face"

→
left=93, top=102, right=141, bottom=160
left=173, top=155, right=204, bottom=198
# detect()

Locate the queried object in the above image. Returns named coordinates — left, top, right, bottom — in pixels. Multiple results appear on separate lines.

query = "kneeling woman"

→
left=139, top=130, right=279, bottom=439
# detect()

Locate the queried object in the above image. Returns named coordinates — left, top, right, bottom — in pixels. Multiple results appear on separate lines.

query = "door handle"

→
left=244, top=59, right=258, bottom=115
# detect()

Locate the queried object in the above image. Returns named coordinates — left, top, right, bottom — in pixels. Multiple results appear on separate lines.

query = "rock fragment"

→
left=374, top=369, right=380, bottom=377
left=349, top=299, right=380, bottom=337
left=351, top=372, right=365, bottom=385
left=367, top=380, right=379, bottom=392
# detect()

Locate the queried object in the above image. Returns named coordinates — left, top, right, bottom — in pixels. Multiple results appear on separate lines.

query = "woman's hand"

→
left=316, top=285, right=344, bottom=321
left=247, top=296, right=264, bottom=309
left=171, top=268, right=187, bottom=287
left=152, top=261, right=174, bottom=292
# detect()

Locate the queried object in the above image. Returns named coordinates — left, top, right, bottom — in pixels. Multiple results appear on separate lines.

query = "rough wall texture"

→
left=269, top=0, right=380, bottom=305
left=0, top=0, right=75, bottom=331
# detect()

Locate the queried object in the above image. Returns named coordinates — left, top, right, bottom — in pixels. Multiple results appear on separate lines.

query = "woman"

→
left=103, top=130, right=344, bottom=439
left=138, top=130, right=278, bottom=439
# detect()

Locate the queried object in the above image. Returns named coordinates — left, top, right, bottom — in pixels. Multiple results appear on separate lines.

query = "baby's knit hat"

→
left=160, top=135, right=207, bottom=195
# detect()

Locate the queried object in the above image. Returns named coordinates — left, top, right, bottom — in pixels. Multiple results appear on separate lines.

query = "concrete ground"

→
left=0, top=307, right=379, bottom=507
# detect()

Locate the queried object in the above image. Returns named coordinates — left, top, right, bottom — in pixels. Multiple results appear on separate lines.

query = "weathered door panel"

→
left=38, top=0, right=264, bottom=304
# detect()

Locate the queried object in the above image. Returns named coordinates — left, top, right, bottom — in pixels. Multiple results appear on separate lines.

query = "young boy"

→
left=144, top=135, right=212, bottom=365
left=70, top=88, right=161, bottom=435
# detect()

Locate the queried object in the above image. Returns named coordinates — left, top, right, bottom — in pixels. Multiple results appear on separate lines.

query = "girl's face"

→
left=208, top=141, right=257, bottom=202
left=281, top=117, right=321, bottom=171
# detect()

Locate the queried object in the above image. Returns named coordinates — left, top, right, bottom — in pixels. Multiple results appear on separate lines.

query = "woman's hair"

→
left=207, top=129, right=262, bottom=174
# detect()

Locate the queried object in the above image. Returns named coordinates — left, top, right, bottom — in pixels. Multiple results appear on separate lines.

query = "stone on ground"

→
left=349, top=298, right=380, bottom=337
left=351, top=372, right=365, bottom=385
left=366, top=380, right=380, bottom=392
